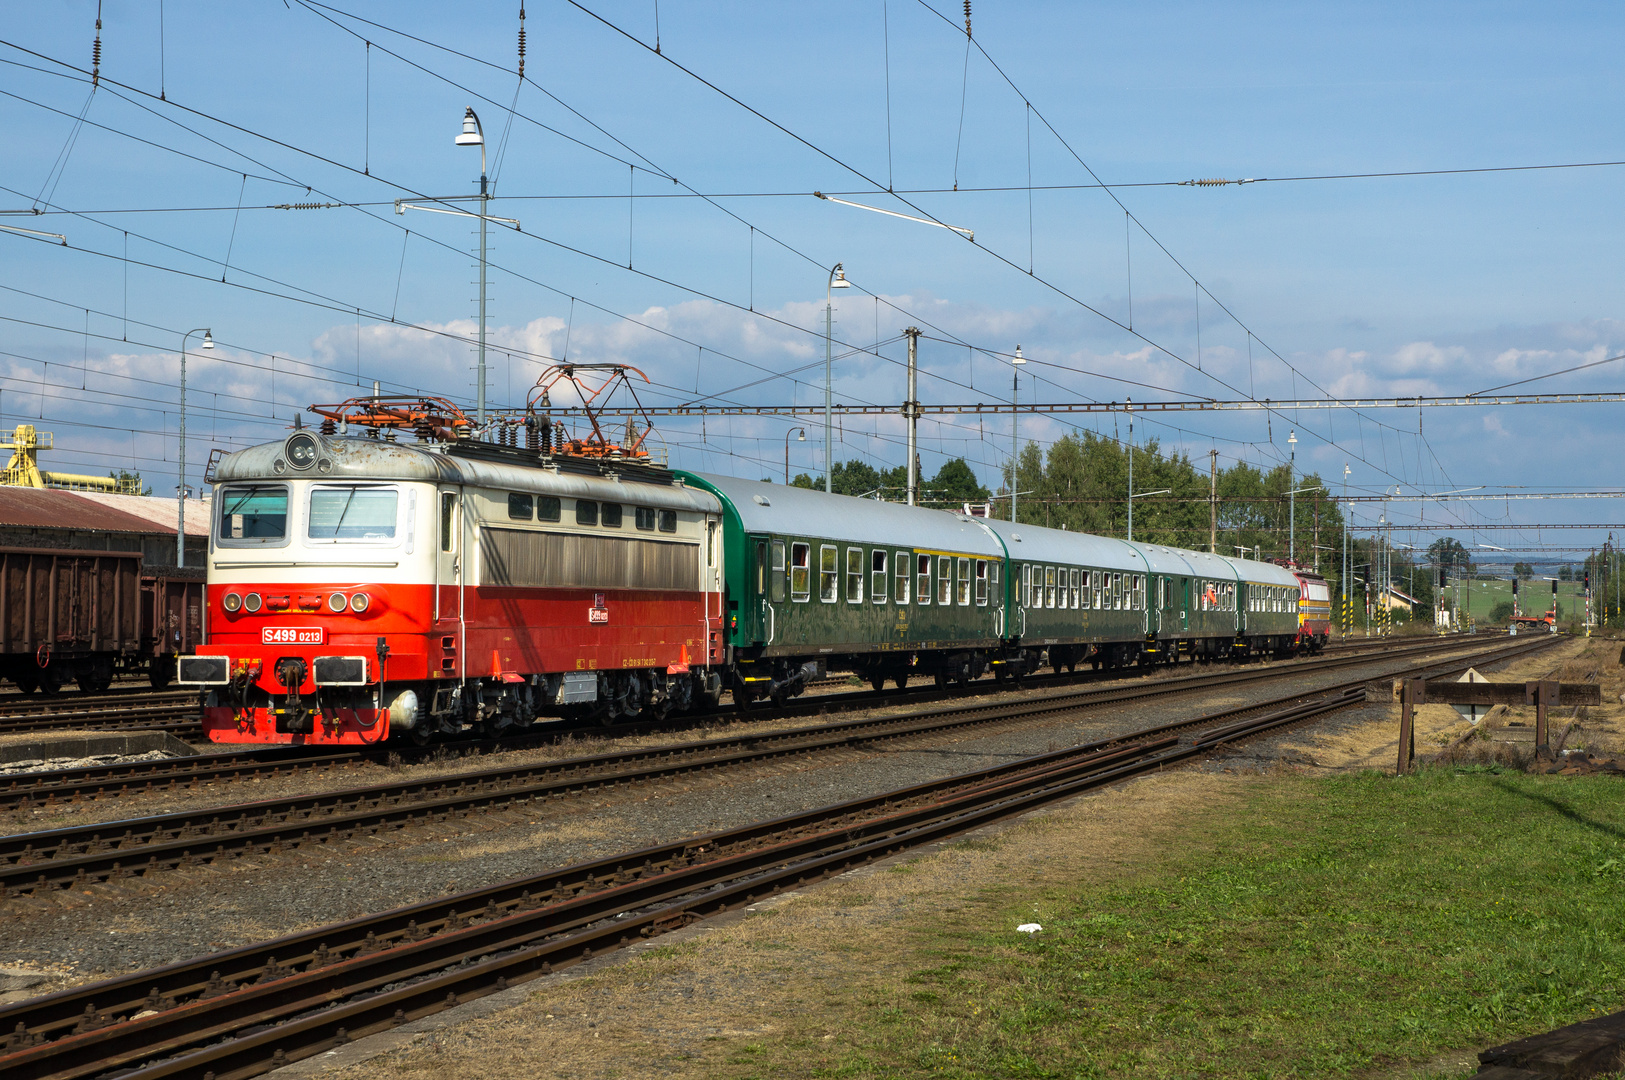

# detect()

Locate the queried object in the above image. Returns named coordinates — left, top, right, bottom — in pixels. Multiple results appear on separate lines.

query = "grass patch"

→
left=800, top=768, right=1625, bottom=1079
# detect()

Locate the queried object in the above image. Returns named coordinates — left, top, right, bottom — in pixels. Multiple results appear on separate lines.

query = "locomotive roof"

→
left=684, top=473, right=1005, bottom=556
left=213, top=435, right=723, bottom=514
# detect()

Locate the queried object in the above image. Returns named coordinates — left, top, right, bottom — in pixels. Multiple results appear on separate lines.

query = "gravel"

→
left=0, top=643, right=1508, bottom=995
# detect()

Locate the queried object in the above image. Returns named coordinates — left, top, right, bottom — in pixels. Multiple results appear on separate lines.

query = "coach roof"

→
left=213, top=435, right=721, bottom=514
left=684, top=473, right=1004, bottom=557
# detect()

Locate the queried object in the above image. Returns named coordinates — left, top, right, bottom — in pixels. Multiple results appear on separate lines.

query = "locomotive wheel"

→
left=406, top=724, right=433, bottom=747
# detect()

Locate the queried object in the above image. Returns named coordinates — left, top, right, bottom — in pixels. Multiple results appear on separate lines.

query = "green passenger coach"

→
left=678, top=473, right=1014, bottom=698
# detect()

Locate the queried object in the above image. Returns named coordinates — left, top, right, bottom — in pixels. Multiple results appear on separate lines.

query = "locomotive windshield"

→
left=307, top=485, right=399, bottom=542
left=217, top=485, right=288, bottom=541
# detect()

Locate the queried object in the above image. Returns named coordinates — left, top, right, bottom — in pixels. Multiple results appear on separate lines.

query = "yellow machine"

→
left=0, top=424, right=143, bottom=494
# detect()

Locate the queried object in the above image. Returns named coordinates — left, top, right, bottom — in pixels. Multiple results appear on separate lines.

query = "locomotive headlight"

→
left=222, top=592, right=243, bottom=613
left=243, top=592, right=264, bottom=613
left=349, top=592, right=371, bottom=614
left=327, top=592, right=347, bottom=613
left=285, top=432, right=319, bottom=470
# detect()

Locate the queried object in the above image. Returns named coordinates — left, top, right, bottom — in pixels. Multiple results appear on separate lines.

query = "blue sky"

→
left=3, top=2, right=1624, bottom=561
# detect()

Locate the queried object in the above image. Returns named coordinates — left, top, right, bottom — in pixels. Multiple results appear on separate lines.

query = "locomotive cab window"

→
left=440, top=492, right=456, bottom=551
left=635, top=506, right=656, bottom=531
left=507, top=493, right=533, bottom=520
left=790, top=542, right=810, bottom=601
left=658, top=509, right=677, bottom=532
left=308, top=485, right=398, bottom=542
left=601, top=503, right=623, bottom=528
left=871, top=550, right=888, bottom=603
left=217, top=484, right=288, bottom=544
left=538, top=497, right=561, bottom=522
left=575, top=500, right=598, bottom=526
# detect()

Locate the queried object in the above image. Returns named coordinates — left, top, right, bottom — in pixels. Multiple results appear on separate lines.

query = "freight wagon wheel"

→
left=78, top=672, right=112, bottom=694
left=934, top=669, right=950, bottom=690
left=893, top=672, right=908, bottom=690
left=868, top=672, right=886, bottom=693
left=148, top=657, right=175, bottom=690
left=11, top=671, right=37, bottom=695
left=36, top=668, right=61, bottom=697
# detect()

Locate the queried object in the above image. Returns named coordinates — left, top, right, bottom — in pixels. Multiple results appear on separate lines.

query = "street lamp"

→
left=1342, top=463, right=1350, bottom=633
left=823, top=263, right=850, bottom=494
left=1287, top=430, right=1297, bottom=563
left=784, top=427, right=805, bottom=486
left=455, top=107, right=491, bottom=427
left=1011, top=345, right=1026, bottom=524
left=178, top=327, right=213, bottom=568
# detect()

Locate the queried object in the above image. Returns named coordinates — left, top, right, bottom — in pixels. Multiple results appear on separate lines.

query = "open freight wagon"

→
left=0, top=548, right=202, bottom=694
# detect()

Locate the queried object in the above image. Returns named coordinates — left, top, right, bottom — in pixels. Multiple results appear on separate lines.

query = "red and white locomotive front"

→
left=183, top=430, right=724, bottom=745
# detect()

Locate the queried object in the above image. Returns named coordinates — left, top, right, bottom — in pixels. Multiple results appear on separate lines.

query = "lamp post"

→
left=1342, top=463, right=1350, bottom=633
left=454, top=107, right=490, bottom=427
left=1125, top=397, right=1134, bottom=540
left=784, top=427, right=805, bottom=486
left=178, top=327, right=213, bottom=568
left=1010, top=345, right=1025, bottom=523
left=1287, top=430, right=1297, bottom=563
left=823, top=263, right=850, bottom=493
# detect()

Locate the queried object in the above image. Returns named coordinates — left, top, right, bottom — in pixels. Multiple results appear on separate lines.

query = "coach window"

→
left=846, top=548, right=864, bottom=603
left=1056, top=568, right=1068, bottom=609
left=937, top=556, right=952, bottom=605
left=635, top=506, right=656, bottom=531
left=1134, top=575, right=1144, bottom=610
left=1114, top=573, right=1124, bottom=610
left=1020, top=564, right=1031, bottom=608
left=820, top=545, right=839, bottom=602
left=538, top=497, right=561, bottom=522
left=1045, top=566, right=1056, bottom=609
left=790, top=542, right=811, bottom=601
left=771, top=541, right=787, bottom=603
left=1070, top=568, right=1081, bottom=609
left=957, top=557, right=971, bottom=605
left=601, top=503, right=623, bottom=528
left=895, top=551, right=910, bottom=604
left=507, top=493, right=533, bottom=520
left=756, top=541, right=768, bottom=596
left=575, top=500, right=598, bottom=526
left=872, top=550, right=888, bottom=603
left=918, top=554, right=933, bottom=605
left=217, top=484, right=288, bottom=545
left=974, top=560, right=988, bottom=606
left=658, top=509, right=677, bottom=532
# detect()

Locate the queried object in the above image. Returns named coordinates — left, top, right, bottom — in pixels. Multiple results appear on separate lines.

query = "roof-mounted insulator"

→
left=91, top=5, right=102, bottom=87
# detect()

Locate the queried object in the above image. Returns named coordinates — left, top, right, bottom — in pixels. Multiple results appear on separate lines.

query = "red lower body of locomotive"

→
left=197, top=582, right=719, bottom=746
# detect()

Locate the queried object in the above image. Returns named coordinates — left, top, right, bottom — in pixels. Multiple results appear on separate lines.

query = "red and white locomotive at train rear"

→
left=179, top=393, right=725, bottom=746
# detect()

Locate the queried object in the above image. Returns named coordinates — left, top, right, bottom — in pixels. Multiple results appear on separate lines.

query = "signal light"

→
left=350, top=593, right=371, bottom=614
left=222, top=592, right=243, bottom=613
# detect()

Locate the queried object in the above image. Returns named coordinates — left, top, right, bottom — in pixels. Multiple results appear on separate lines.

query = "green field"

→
left=1449, top=578, right=1593, bottom=624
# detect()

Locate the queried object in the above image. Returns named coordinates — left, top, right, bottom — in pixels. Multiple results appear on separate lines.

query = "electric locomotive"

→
left=181, top=389, right=726, bottom=745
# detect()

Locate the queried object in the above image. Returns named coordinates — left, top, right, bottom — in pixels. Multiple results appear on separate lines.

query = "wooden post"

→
left=1398, top=677, right=1423, bottom=773
left=1528, top=679, right=1559, bottom=757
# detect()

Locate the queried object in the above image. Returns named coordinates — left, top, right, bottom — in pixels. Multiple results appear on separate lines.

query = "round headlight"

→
left=222, top=592, right=242, bottom=613
left=243, top=592, right=263, bottom=613
left=285, top=432, right=319, bottom=470
left=349, top=592, right=371, bottom=614
left=327, top=592, right=347, bottom=613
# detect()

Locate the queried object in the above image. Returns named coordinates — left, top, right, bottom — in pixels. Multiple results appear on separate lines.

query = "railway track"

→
left=0, top=633, right=1527, bottom=896
left=0, top=635, right=1555, bottom=1080
left=0, top=633, right=1487, bottom=811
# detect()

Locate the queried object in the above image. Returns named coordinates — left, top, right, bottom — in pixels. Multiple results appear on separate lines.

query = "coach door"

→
left=746, top=535, right=771, bottom=645
left=1179, top=576, right=1191, bottom=633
